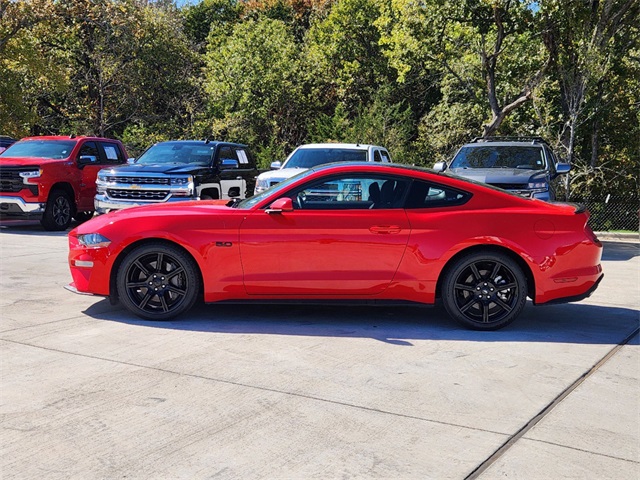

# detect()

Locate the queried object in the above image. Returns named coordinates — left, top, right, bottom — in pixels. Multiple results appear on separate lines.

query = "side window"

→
left=380, top=150, right=391, bottom=163
left=99, top=142, right=125, bottom=164
left=78, top=142, right=99, bottom=164
left=236, top=148, right=250, bottom=165
left=292, top=175, right=409, bottom=210
left=219, top=146, right=238, bottom=162
left=373, top=150, right=382, bottom=162
left=405, top=180, right=471, bottom=209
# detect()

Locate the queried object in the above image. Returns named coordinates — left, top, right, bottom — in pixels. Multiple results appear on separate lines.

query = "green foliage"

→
left=1, top=0, right=637, bottom=196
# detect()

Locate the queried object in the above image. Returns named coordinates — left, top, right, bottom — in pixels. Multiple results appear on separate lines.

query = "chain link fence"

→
left=569, top=195, right=639, bottom=232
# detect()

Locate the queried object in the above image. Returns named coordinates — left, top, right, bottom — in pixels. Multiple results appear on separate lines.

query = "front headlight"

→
left=170, top=176, right=193, bottom=186
left=77, top=233, right=111, bottom=249
left=256, top=178, right=270, bottom=189
left=19, top=169, right=42, bottom=184
left=527, top=181, right=548, bottom=190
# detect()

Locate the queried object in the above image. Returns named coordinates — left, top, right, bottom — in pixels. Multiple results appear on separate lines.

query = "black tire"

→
left=116, top=243, right=200, bottom=321
left=442, top=251, right=527, bottom=330
left=74, top=211, right=94, bottom=223
left=41, top=189, right=73, bottom=231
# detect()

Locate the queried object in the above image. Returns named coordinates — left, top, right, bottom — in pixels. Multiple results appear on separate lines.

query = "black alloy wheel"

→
left=442, top=251, right=527, bottom=330
left=41, top=189, right=73, bottom=231
left=116, top=243, right=200, bottom=320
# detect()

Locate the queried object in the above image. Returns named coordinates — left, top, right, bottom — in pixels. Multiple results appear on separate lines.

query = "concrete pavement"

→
left=1, top=222, right=638, bottom=479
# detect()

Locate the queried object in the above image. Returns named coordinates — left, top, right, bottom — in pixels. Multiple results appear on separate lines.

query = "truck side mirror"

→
left=556, top=163, right=571, bottom=174
left=433, top=161, right=447, bottom=172
left=270, top=161, right=282, bottom=170
left=78, top=155, right=98, bottom=167
left=220, top=158, right=239, bottom=169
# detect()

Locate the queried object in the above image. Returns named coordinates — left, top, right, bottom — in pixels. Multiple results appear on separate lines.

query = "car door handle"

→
left=369, top=225, right=402, bottom=234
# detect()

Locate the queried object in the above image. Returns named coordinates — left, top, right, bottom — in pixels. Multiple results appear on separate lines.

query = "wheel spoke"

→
left=459, top=297, right=478, bottom=313
left=133, top=260, right=150, bottom=276
left=470, top=263, right=482, bottom=281
left=490, top=262, right=501, bottom=280
left=156, top=253, right=164, bottom=271
left=167, top=285, right=186, bottom=297
left=127, top=280, right=149, bottom=289
left=159, top=294, right=169, bottom=313
left=494, top=297, right=514, bottom=313
left=455, top=283, right=476, bottom=293
left=137, top=291, right=153, bottom=310
left=482, top=304, right=490, bottom=323
left=498, top=282, right=517, bottom=291
left=166, top=266, right=185, bottom=280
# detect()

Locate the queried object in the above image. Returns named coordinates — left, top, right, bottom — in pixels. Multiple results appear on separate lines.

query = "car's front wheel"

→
left=442, top=251, right=527, bottom=330
left=116, top=243, right=200, bottom=321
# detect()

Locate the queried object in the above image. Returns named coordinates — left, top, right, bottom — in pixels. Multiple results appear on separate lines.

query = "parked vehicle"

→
left=433, top=137, right=570, bottom=201
left=95, top=140, right=258, bottom=214
left=0, top=135, right=128, bottom=230
left=0, top=136, right=17, bottom=154
left=254, top=143, right=392, bottom=194
left=68, top=162, right=603, bottom=330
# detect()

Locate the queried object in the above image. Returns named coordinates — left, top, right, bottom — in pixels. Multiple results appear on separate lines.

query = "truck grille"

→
left=0, top=167, right=37, bottom=193
left=107, top=189, right=169, bottom=201
left=105, top=176, right=170, bottom=185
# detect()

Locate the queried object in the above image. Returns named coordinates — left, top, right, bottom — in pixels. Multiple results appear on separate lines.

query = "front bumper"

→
left=95, top=194, right=195, bottom=214
left=0, top=196, right=45, bottom=216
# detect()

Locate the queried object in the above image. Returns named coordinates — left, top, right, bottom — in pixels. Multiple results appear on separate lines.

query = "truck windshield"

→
left=136, top=142, right=214, bottom=166
left=284, top=148, right=367, bottom=168
left=451, top=146, right=546, bottom=170
left=1, top=140, right=76, bottom=159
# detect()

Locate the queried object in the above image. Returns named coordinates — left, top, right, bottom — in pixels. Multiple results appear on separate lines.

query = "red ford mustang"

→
left=67, top=162, right=603, bottom=330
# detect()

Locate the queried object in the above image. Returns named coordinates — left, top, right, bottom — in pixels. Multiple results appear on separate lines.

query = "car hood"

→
left=258, top=167, right=308, bottom=182
left=449, top=167, right=544, bottom=184
left=0, top=156, right=70, bottom=166
left=103, top=163, right=208, bottom=175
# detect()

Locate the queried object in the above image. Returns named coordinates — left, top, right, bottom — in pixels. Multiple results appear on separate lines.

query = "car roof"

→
left=18, top=135, right=120, bottom=142
left=296, top=143, right=386, bottom=150
left=461, top=141, right=545, bottom=148
left=155, top=140, right=248, bottom=148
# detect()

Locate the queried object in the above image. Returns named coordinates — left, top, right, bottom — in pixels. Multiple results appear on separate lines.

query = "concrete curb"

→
left=595, top=231, right=639, bottom=243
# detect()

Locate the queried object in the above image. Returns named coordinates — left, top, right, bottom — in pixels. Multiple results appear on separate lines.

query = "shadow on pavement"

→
left=83, top=299, right=639, bottom=347
left=602, top=241, right=639, bottom=261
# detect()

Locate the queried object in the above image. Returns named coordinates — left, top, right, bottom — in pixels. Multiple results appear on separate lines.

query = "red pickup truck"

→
left=0, top=136, right=128, bottom=230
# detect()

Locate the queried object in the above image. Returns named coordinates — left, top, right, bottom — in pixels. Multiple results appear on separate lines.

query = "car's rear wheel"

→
left=116, top=243, right=200, bottom=321
left=442, top=251, right=527, bottom=330
left=41, top=189, right=73, bottom=231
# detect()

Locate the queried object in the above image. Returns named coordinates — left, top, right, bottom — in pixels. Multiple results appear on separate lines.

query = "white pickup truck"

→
left=254, top=143, right=392, bottom=195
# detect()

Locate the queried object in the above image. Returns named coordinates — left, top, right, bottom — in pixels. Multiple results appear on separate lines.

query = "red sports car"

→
left=67, top=162, right=603, bottom=330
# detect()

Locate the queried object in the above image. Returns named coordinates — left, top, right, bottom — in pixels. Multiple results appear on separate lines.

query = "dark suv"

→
left=434, top=137, right=570, bottom=201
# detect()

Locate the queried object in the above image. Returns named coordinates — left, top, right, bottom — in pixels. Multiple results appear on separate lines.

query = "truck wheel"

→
left=41, top=189, right=74, bottom=231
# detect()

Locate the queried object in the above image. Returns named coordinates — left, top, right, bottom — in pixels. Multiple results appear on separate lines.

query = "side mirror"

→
left=127, top=157, right=135, bottom=164
left=433, top=161, right=447, bottom=172
left=78, top=155, right=98, bottom=167
left=556, top=162, right=571, bottom=174
left=270, top=161, right=282, bottom=170
left=220, top=158, right=239, bottom=169
left=266, top=197, right=293, bottom=214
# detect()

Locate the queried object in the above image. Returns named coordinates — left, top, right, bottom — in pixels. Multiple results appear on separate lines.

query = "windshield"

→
left=283, top=148, right=367, bottom=169
left=236, top=169, right=317, bottom=209
left=0, top=140, right=76, bottom=159
left=450, top=146, right=546, bottom=170
left=136, top=142, right=214, bottom=166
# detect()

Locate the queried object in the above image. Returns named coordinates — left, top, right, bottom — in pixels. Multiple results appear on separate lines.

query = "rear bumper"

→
left=537, top=273, right=604, bottom=305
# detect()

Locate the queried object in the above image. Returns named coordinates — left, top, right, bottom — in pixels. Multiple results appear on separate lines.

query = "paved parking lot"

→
left=1, top=221, right=638, bottom=479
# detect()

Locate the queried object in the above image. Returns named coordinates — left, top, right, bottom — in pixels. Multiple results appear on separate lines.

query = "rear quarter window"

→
left=405, top=180, right=471, bottom=209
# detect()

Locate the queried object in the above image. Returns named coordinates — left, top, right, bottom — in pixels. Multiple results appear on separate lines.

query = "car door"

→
left=239, top=174, right=411, bottom=295
left=76, top=141, right=103, bottom=211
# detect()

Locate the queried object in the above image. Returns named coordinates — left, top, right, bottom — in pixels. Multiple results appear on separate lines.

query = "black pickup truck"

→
left=94, top=140, right=259, bottom=214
